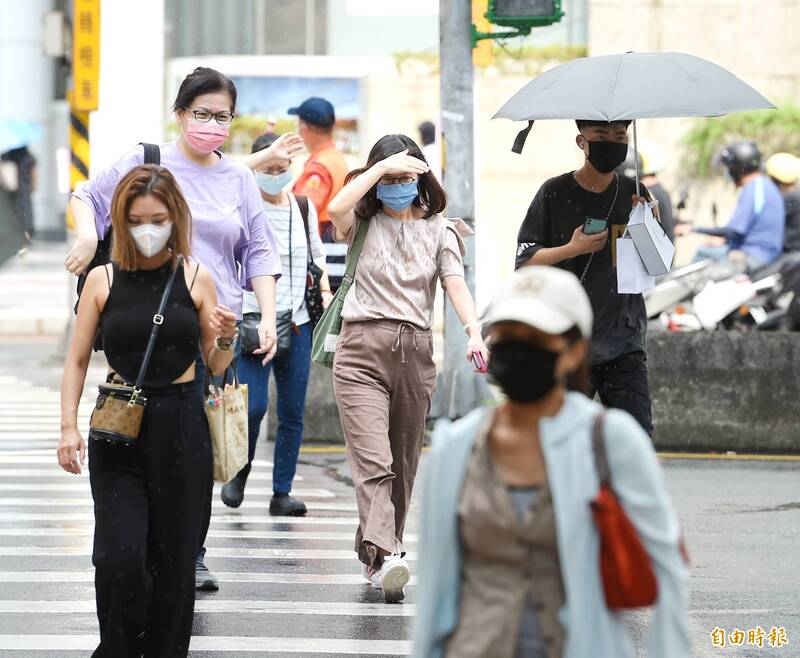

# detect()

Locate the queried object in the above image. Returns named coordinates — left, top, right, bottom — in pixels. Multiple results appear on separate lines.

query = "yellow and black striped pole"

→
left=67, top=97, right=91, bottom=230
left=67, top=0, right=100, bottom=230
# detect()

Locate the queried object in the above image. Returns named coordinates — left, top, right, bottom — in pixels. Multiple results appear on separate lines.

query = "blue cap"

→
left=287, top=97, right=336, bottom=128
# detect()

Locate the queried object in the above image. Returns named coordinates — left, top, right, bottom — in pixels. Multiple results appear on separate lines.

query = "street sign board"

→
left=71, top=0, right=100, bottom=112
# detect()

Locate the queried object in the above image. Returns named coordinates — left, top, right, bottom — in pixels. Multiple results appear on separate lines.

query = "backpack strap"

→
left=592, top=412, right=611, bottom=488
left=139, top=143, right=161, bottom=166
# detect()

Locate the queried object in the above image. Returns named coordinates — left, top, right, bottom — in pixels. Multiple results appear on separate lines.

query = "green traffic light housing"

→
left=473, top=0, right=565, bottom=46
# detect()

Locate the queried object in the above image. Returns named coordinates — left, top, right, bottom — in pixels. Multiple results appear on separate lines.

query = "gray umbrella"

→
left=494, top=51, right=775, bottom=187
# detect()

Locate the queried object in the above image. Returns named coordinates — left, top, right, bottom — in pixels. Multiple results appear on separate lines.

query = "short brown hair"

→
left=110, top=164, right=192, bottom=271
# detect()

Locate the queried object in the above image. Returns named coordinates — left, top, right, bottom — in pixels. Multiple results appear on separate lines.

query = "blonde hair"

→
left=110, top=164, right=192, bottom=270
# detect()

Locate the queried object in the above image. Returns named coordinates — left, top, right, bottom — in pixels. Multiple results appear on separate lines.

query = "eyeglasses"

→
left=379, top=175, right=416, bottom=185
left=190, top=109, right=234, bottom=126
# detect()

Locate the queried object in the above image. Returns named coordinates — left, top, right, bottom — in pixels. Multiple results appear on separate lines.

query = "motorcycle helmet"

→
left=615, top=146, right=643, bottom=180
left=765, top=152, right=800, bottom=186
left=719, top=141, right=762, bottom=183
left=638, top=140, right=667, bottom=176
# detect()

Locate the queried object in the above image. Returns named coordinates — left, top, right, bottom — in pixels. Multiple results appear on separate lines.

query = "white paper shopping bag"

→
left=617, top=235, right=655, bottom=294
left=627, top=202, right=675, bottom=276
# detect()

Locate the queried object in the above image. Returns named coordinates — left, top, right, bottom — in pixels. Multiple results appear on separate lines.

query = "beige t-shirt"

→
left=340, top=212, right=471, bottom=329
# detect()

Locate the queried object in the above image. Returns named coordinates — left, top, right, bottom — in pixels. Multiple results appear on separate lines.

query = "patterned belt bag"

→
left=89, top=258, right=181, bottom=446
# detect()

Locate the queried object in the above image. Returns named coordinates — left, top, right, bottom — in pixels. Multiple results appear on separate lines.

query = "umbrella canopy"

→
left=0, top=119, right=42, bottom=154
left=494, top=52, right=775, bottom=154
left=495, top=51, right=775, bottom=122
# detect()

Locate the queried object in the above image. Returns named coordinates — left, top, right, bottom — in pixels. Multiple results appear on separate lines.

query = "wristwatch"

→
left=215, top=335, right=237, bottom=352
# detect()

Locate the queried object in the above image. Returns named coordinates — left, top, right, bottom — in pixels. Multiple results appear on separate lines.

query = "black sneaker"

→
left=220, top=464, right=251, bottom=508
left=195, top=547, right=219, bottom=591
left=269, top=494, right=307, bottom=517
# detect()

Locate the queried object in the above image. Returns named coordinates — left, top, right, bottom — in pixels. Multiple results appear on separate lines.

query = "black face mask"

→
left=488, top=341, right=561, bottom=403
left=584, top=140, right=629, bottom=174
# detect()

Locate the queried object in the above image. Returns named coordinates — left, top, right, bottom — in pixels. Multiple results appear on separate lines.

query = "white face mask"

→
left=129, top=222, right=173, bottom=258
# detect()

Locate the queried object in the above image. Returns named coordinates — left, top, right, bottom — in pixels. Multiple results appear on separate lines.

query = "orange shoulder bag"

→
left=590, top=412, right=658, bottom=609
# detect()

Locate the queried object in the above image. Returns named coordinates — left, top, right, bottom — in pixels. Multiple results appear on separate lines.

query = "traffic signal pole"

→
left=431, top=0, right=492, bottom=420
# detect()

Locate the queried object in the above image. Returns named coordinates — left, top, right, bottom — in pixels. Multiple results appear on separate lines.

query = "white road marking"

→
left=0, top=635, right=412, bottom=654
left=0, top=546, right=416, bottom=560
left=0, top=599, right=415, bottom=616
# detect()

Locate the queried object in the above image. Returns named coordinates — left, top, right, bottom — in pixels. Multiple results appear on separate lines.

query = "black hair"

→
left=345, top=134, right=447, bottom=220
left=575, top=119, right=632, bottom=132
left=172, top=67, right=237, bottom=114
left=562, top=326, right=591, bottom=395
left=418, top=121, right=436, bottom=146
left=252, top=132, right=279, bottom=154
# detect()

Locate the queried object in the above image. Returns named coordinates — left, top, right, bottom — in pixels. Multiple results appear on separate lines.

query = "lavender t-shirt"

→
left=72, top=141, right=281, bottom=317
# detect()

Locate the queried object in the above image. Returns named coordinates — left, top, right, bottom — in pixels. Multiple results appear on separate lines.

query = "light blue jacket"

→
left=412, top=393, right=691, bottom=658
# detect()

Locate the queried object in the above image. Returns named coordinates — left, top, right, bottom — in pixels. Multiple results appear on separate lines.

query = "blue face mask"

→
left=256, top=170, right=292, bottom=195
left=376, top=180, right=419, bottom=211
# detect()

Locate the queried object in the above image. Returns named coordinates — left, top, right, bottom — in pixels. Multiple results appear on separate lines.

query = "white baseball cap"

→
left=481, top=266, right=593, bottom=339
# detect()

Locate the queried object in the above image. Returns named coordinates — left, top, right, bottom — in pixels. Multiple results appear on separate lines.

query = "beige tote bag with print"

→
left=204, top=367, right=249, bottom=483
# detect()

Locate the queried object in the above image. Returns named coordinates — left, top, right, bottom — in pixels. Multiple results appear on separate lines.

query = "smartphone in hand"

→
left=472, top=351, right=488, bottom=374
left=583, top=217, right=608, bottom=235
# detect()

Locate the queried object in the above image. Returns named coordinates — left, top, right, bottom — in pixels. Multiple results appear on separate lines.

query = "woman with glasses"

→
left=326, top=134, right=489, bottom=603
left=64, top=67, right=298, bottom=591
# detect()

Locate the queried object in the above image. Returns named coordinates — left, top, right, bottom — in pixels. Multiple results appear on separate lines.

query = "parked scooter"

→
left=654, top=252, right=800, bottom=332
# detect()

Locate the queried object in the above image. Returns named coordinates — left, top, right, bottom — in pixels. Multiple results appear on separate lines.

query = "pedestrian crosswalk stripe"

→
left=0, top=599, right=416, bottom=616
left=0, top=528, right=417, bottom=541
left=0, top=571, right=417, bottom=585
left=0, top=546, right=417, bottom=560
left=0, top=469, right=303, bottom=481
left=0, top=513, right=358, bottom=524
left=0, top=635, right=412, bottom=654
left=0, top=484, right=335, bottom=498
left=0, top=498, right=357, bottom=511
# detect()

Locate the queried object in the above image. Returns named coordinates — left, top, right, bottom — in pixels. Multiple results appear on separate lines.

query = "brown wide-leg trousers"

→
left=333, top=320, right=437, bottom=568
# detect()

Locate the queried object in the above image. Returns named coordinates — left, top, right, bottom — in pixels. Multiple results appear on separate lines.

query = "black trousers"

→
left=88, top=383, right=212, bottom=658
left=590, top=350, right=654, bottom=436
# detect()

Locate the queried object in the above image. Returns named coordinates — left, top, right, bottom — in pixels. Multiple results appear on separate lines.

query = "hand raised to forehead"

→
left=380, top=150, right=430, bottom=176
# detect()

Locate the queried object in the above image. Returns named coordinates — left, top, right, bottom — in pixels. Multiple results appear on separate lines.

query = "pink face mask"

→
left=185, top=121, right=229, bottom=154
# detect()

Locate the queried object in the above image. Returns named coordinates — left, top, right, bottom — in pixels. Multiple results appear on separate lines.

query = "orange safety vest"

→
left=293, top=144, right=349, bottom=227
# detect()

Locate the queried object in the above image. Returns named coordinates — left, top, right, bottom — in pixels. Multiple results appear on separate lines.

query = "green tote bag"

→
left=311, top=219, right=369, bottom=369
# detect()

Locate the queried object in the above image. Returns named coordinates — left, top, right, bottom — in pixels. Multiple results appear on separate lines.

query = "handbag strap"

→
left=591, top=411, right=612, bottom=488
left=295, top=194, right=314, bottom=268
left=131, top=257, right=182, bottom=399
left=342, top=218, right=369, bottom=286
left=288, top=196, right=293, bottom=300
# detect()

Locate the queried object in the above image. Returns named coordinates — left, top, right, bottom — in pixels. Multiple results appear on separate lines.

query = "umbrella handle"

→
left=633, top=119, right=641, bottom=197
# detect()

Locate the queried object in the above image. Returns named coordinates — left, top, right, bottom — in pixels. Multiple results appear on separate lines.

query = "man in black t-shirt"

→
left=515, top=120, right=653, bottom=434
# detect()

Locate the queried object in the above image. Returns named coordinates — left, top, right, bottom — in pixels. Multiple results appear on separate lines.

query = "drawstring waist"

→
left=342, top=319, right=431, bottom=365
left=392, top=322, right=421, bottom=364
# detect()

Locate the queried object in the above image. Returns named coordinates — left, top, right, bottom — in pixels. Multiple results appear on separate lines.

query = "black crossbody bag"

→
left=296, top=195, right=325, bottom=327
left=240, top=195, right=323, bottom=355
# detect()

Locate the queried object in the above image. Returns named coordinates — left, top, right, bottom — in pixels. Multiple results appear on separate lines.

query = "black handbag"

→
left=88, top=258, right=180, bottom=446
left=75, top=143, right=161, bottom=351
left=239, top=309, right=293, bottom=357
left=296, top=195, right=325, bottom=327
left=239, top=197, right=303, bottom=359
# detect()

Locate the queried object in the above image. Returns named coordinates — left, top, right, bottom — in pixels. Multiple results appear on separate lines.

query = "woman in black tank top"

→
left=57, top=165, right=238, bottom=658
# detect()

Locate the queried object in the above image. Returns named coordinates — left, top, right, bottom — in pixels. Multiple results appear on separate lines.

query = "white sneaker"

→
left=360, top=562, right=381, bottom=589
left=376, top=554, right=410, bottom=603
